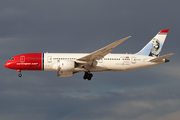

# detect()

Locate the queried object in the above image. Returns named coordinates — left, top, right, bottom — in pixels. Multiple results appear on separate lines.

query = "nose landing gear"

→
left=83, top=72, right=93, bottom=80
left=18, top=73, right=22, bottom=77
left=16, top=69, right=22, bottom=77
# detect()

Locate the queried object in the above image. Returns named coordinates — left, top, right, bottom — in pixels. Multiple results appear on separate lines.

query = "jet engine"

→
left=52, top=60, right=76, bottom=77
left=57, top=60, right=75, bottom=71
left=57, top=70, right=73, bottom=77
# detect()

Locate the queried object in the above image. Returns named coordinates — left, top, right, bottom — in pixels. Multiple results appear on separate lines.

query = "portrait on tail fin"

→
left=149, top=38, right=161, bottom=57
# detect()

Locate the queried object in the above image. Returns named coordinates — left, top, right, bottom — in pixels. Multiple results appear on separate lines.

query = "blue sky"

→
left=1, top=0, right=180, bottom=120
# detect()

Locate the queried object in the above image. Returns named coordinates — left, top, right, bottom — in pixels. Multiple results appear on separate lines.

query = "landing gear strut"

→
left=16, top=69, right=22, bottom=77
left=83, top=72, right=93, bottom=80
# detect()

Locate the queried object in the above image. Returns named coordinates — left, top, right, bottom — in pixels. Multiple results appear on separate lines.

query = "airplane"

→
left=4, top=29, right=174, bottom=80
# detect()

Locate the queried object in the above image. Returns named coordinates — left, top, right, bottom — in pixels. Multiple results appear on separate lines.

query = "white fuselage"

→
left=44, top=53, right=164, bottom=72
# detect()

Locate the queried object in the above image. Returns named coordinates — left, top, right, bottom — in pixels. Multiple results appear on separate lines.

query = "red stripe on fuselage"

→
left=6, top=53, right=43, bottom=71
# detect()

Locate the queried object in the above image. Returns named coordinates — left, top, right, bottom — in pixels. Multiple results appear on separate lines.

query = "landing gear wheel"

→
left=87, top=77, right=91, bottom=80
left=83, top=72, right=93, bottom=80
left=87, top=73, right=93, bottom=80
left=83, top=75, right=87, bottom=80
left=18, top=73, right=22, bottom=77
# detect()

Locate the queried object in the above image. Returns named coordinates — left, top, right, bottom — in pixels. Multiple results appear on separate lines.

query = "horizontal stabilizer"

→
left=149, top=53, right=174, bottom=62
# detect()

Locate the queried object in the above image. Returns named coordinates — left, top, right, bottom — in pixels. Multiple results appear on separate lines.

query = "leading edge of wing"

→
left=77, top=36, right=131, bottom=61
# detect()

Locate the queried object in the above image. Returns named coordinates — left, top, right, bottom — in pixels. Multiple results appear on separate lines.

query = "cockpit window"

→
left=9, top=58, right=15, bottom=60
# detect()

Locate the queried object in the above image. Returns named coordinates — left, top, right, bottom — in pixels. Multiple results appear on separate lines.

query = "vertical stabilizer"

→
left=137, top=29, right=169, bottom=57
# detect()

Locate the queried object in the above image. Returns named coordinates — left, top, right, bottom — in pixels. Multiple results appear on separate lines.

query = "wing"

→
left=76, top=36, right=131, bottom=68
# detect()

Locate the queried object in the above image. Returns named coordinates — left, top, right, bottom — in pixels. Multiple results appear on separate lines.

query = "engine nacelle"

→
left=52, top=60, right=75, bottom=71
left=52, top=60, right=75, bottom=77
left=59, top=60, right=75, bottom=71
left=57, top=70, right=73, bottom=77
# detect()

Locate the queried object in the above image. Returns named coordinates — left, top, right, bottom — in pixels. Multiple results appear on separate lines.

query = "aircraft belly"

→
left=104, top=61, right=129, bottom=71
left=90, top=65, right=108, bottom=72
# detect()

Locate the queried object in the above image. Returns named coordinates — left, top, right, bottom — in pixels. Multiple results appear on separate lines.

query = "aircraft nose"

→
left=4, top=62, right=9, bottom=68
left=4, top=61, right=11, bottom=68
left=4, top=61, right=16, bottom=69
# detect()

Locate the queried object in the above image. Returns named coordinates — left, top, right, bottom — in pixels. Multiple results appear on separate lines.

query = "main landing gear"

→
left=83, top=72, right=93, bottom=80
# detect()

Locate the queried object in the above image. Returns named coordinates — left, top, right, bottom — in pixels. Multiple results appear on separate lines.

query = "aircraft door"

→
left=20, top=56, right=25, bottom=62
left=131, top=57, right=136, bottom=64
left=47, top=56, right=52, bottom=63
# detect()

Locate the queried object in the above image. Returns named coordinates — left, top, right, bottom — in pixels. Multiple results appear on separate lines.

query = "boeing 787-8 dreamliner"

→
left=4, top=29, right=174, bottom=80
